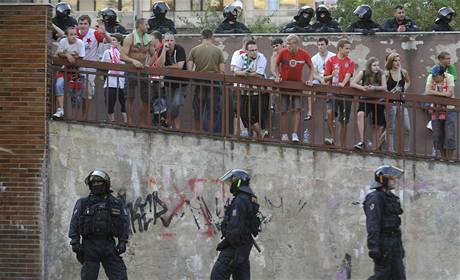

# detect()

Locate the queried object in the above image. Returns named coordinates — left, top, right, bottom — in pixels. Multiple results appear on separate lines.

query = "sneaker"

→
left=324, top=138, right=335, bottom=145
left=292, top=133, right=299, bottom=143
left=281, top=134, right=289, bottom=142
left=354, top=141, right=365, bottom=150
left=240, top=129, right=249, bottom=137
left=52, top=108, right=64, bottom=119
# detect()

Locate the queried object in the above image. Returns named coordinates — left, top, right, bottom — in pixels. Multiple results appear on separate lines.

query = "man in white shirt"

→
left=232, top=40, right=267, bottom=139
left=53, top=27, right=85, bottom=119
left=308, top=37, right=335, bottom=120
left=76, top=15, right=111, bottom=117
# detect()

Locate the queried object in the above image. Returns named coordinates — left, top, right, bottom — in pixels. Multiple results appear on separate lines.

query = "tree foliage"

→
left=333, top=0, right=460, bottom=31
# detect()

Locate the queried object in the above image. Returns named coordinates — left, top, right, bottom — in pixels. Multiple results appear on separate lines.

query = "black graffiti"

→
left=118, top=191, right=168, bottom=234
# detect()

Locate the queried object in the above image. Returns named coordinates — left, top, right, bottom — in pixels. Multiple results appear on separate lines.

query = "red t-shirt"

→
left=276, top=48, right=313, bottom=82
left=324, top=55, right=355, bottom=86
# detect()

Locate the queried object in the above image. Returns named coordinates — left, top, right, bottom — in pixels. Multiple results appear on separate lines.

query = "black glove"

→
left=70, top=239, right=81, bottom=253
left=216, top=239, right=230, bottom=251
left=117, top=241, right=127, bottom=255
left=368, top=248, right=381, bottom=260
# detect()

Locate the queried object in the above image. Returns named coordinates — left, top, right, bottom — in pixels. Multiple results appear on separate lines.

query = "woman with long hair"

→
left=385, top=52, right=411, bottom=153
left=351, top=57, right=387, bottom=150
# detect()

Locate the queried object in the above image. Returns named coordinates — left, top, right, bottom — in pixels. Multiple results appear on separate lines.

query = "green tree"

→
left=333, top=0, right=460, bottom=31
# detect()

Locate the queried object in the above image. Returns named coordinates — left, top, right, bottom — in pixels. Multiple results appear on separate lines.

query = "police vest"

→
left=78, top=196, right=124, bottom=237
left=221, top=195, right=261, bottom=242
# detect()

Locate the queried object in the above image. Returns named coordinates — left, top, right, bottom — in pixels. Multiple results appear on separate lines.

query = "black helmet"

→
left=56, top=2, right=72, bottom=17
left=219, top=169, right=253, bottom=195
left=85, top=170, right=111, bottom=188
left=436, top=7, right=455, bottom=23
left=371, top=165, right=404, bottom=189
left=223, top=5, right=239, bottom=22
left=99, top=8, right=118, bottom=24
left=316, top=4, right=331, bottom=23
left=152, top=1, right=169, bottom=18
left=354, top=4, right=372, bottom=20
left=294, top=6, right=314, bottom=25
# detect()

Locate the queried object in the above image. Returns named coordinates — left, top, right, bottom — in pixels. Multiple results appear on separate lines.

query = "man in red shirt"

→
left=274, top=34, right=314, bottom=142
left=324, top=39, right=355, bottom=148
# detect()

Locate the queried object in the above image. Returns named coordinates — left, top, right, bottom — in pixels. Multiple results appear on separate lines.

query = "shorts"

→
left=334, top=97, right=352, bottom=124
left=432, top=111, right=457, bottom=150
left=55, top=76, right=83, bottom=99
left=325, top=93, right=335, bottom=111
left=280, top=92, right=301, bottom=113
left=126, top=74, right=150, bottom=103
left=358, top=101, right=386, bottom=127
left=80, top=73, right=95, bottom=99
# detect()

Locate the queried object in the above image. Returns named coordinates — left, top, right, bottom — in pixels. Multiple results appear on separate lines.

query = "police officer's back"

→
left=69, top=170, right=129, bottom=280
left=311, top=5, right=341, bottom=33
left=211, top=169, right=261, bottom=280
left=99, top=8, right=128, bottom=34
left=280, top=6, right=315, bottom=33
left=432, top=7, right=456, bottom=31
left=215, top=5, right=250, bottom=34
left=346, top=5, right=382, bottom=34
left=148, top=1, right=177, bottom=34
left=52, top=2, right=78, bottom=40
left=363, top=165, right=406, bottom=280
left=383, top=5, right=419, bottom=32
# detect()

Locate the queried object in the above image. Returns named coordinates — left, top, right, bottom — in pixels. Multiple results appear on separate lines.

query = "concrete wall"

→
left=47, top=121, right=460, bottom=280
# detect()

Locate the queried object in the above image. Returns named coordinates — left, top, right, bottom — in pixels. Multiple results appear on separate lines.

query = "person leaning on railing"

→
left=351, top=57, right=387, bottom=151
left=52, top=27, right=85, bottom=119
left=232, top=40, right=268, bottom=140
left=384, top=53, right=411, bottom=153
left=425, top=65, right=456, bottom=159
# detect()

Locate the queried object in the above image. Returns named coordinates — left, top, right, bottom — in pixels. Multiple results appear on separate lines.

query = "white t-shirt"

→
left=231, top=49, right=246, bottom=71
left=55, top=38, right=85, bottom=58
left=232, top=52, right=267, bottom=76
left=101, top=48, right=125, bottom=89
left=311, top=51, right=335, bottom=79
left=79, top=28, right=104, bottom=61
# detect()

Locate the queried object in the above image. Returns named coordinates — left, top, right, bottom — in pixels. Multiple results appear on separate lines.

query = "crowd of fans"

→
left=51, top=1, right=458, bottom=159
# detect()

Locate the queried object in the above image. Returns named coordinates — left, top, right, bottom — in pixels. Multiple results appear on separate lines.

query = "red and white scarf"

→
left=431, top=76, right=448, bottom=120
left=109, top=46, right=121, bottom=75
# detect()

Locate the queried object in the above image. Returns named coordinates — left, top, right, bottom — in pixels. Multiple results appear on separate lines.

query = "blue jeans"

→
left=388, top=105, right=411, bottom=152
left=193, top=83, right=222, bottom=133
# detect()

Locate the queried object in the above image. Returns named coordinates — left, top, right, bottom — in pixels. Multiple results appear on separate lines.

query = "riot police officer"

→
left=432, top=7, right=456, bottom=31
left=215, top=5, right=251, bottom=34
left=52, top=2, right=77, bottom=40
left=148, top=1, right=177, bottom=34
left=99, top=8, right=128, bottom=34
left=311, top=5, right=341, bottom=33
left=69, top=170, right=129, bottom=280
left=363, top=165, right=406, bottom=280
left=211, top=169, right=261, bottom=280
left=280, top=6, right=315, bottom=33
left=346, top=5, right=382, bottom=34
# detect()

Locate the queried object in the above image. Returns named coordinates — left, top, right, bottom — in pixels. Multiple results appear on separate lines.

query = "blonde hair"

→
left=385, top=52, right=400, bottom=70
left=286, top=34, right=300, bottom=44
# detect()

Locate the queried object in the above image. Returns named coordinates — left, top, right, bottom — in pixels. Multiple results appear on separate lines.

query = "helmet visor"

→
left=219, top=169, right=234, bottom=185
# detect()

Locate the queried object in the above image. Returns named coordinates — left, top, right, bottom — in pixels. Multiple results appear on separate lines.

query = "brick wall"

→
left=0, top=4, right=52, bottom=279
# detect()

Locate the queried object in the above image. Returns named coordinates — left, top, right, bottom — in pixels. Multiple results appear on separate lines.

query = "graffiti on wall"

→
left=118, top=177, right=229, bottom=237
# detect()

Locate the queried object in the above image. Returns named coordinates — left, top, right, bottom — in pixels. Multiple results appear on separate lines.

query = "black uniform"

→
left=280, top=21, right=314, bottom=33
left=69, top=193, right=130, bottom=280
left=432, top=20, right=454, bottom=31
left=210, top=185, right=259, bottom=280
left=383, top=18, right=419, bottom=32
left=106, top=23, right=128, bottom=35
left=52, top=16, right=78, bottom=40
left=148, top=17, right=177, bottom=34
left=215, top=20, right=250, bottom=34
left=346, top=20, right=382, bottom=33
left=311, top=20, right=341, bottom=33
left=363, top=190, right=406, bottom=280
